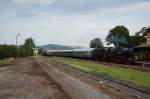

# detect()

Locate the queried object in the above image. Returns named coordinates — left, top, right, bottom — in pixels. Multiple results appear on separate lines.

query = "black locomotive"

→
left=92, top=48, right=134, bottom=64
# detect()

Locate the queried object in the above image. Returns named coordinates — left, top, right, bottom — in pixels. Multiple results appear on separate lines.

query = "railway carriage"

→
left=46, top=48, right=94, bottom=59
left=72, top=49, right=94, bottom=59
left=44, top=47, right=134, bottom=64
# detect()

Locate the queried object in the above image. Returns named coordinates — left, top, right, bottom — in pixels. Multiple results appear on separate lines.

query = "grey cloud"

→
left=0, top=0, right=149, bottom=46
left=47, top=0, right=148, bottom=14
left=0, top=0, right=149, bottom=18
left=0, top=0, right=51, bottom=17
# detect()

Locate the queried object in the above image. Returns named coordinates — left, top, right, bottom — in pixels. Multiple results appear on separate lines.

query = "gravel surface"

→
left=0, top=57, right=123, bottom=99
left=36, top=57, right=117, bottom=99
left=0, top=58, right=70, bottom=99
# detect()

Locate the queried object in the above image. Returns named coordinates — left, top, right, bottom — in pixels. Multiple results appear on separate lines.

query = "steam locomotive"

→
left=43, top=47, right=135, bottom=64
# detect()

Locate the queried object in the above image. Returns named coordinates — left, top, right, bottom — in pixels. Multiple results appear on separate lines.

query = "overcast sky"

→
left=0, top=0, right=150, bottom=47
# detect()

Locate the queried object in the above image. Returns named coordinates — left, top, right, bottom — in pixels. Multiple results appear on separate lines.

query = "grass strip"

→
left=0, top=59, right=9, bottom=65
left=48, top=57, right=150, bottom=89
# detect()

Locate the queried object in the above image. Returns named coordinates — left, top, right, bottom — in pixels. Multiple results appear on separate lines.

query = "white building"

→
left=32, top=48, right=39, bottom=56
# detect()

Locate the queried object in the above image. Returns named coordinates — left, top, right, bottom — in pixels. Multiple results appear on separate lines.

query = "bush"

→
left=0, top=45, right=17, bottom=59
left=0, top=38, right=35, bottom=59
left=0, top=45, right=28, bottom=59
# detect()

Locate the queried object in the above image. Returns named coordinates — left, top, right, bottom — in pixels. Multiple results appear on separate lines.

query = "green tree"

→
left=0, top=38, right=35, bottom=59
left=23, top=38, right=35, bottom=56
left=130, top=32, right=146, bottom=47
left=90, top=38, right=103, bottom=48
left=0, top=45, right=17, bottom=59
left=106, top=25, right=130, bottom=48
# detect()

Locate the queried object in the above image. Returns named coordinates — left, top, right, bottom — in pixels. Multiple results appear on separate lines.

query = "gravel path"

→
left=0, top=57, right=119, bottom=99
left=0, top=58, right=70, bottom=99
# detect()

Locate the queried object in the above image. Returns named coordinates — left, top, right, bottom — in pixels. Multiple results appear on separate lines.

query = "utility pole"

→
left=16, top=34, right=20, bottom=48
left=30, top=40, right=32, bottom=56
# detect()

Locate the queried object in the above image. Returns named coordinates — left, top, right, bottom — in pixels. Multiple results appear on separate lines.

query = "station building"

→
left=134, top=27, right=150, bottom=61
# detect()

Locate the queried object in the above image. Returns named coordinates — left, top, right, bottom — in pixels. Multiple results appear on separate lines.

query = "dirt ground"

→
left=0, top=57, right=144, bottom=99
left=0, top=58, right=70, bottom=99
left=36, top=57, right=121, bottom=99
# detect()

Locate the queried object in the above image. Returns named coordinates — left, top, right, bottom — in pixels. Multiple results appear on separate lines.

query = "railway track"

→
left=43, top=57, right=150, bottom=99
left=95, top=74, right=150, bottom=98
left=75, top=68, right=150, bottom=99
left=73, top=67, right=150, bottom=99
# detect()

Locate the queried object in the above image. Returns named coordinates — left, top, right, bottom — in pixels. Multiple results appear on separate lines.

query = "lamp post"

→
left=16, top=34, right=20, bottom=48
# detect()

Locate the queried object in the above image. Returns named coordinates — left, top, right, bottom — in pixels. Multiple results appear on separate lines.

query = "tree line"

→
left=90, top=25, right=147, bottom=48
left=0, top=25, right=148, bottom=58
left=0, top=38, right=35, bottom=59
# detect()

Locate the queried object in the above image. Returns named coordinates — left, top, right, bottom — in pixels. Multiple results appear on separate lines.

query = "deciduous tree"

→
left=23, top=38, right=35, bottom=56
left=130, top=32, right=146, bottom=47
left=106, top=25, right=130, bottom=48
left=90, top=38, right=103, bottom=48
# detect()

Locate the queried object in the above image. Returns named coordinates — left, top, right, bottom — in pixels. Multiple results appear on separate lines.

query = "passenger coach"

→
left=46, top=48, right=94, bottom=59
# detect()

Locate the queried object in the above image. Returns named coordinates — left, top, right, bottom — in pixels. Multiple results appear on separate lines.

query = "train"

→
left=43, top=47, right=135, bottom=64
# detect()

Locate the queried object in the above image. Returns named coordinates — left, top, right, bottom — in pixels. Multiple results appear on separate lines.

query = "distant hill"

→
left=38, top=44, right=83, bottom=50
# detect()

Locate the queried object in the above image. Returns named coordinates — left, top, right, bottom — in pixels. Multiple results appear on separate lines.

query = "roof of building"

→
left=136, top=43, right=150, bottom=48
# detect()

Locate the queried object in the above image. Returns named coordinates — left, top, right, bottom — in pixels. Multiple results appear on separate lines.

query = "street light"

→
left=16, top=34, right=20, bottom=48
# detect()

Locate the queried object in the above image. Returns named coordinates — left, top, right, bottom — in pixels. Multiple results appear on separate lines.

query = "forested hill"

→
left=38, top=44, right=83, bottom=50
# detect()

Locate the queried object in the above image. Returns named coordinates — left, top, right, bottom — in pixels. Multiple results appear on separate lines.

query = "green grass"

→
left=0, top=59, right=9, bottom=65
left=48, top=57, right=150, bottom=89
